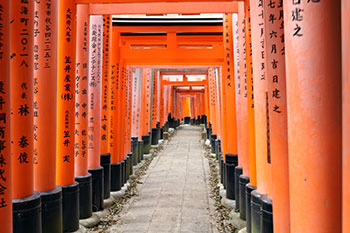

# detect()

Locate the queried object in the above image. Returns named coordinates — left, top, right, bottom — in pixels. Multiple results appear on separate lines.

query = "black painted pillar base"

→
left=234, top=167, right=243, bottom=211
left=251, top=190, right=263, bottom=233
left=100, top=153, right=111, bottom=199
left=261, top=195, right=273, bottom=233
left=239, top=175, right=250, bottom=220
left=13, top=191, right=42, bottom=233
left=160, top=127, right=164, bottom=139
left=111, top=162, right=122, bottom=192
left=225, top=154, right=238, bottom=200
left=41, top=187, right=63, bottom=233
left=61, top=182, right=80, bottom=232
left=127, top=153, right=133, bottom=179
left=142, top=134, right=151, bottom=154
left=151, top=128, right=159, bottom=145
left=88, top=167, right=104, bottom=212
left=184, top=116, right=191, bottom=124
left=75, top=174, right=92, bottom=219
left=246, top=184, right=256, bottom=233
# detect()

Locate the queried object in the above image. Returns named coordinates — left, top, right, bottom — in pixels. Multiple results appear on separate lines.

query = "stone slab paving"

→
left=110, top=125, right=216, bottom=233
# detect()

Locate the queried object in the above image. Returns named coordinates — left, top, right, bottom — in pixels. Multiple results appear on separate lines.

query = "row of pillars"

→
left=204, top=1, right=348, bottom=233
left=0, top=1, right=187, bottom=232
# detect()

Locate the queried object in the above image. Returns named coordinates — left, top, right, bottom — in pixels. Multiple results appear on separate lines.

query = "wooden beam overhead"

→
left=88, top=2, right=238, bottom=15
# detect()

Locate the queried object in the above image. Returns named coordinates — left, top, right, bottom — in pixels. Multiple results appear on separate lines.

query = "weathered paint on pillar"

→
left=284, top=1, right=341, bottom=232
left=223, top=13, right=238, bottom=156
left=11, top=0, right=35, bottom=198
left=264, top=0, right=290, bottom=231
left=0, top=0, right=12, bottom=231
left=250, top=0, right=271, bottom=195
left=238, top=1, right=250, bottom=175
left=101, top=15, right=111, bottom=154
left=33, top=0, right=58, bottom=192
left=245, top=0, right=257, bottom=186
left=343, top=0, right=350, bottom=231
left=88, top=15, right=103, bottom=169
left=75, top=4, right=89, bottom=177
left=57, top=0, right=76, bottom=186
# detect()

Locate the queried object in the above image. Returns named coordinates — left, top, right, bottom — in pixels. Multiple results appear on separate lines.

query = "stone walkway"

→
left=110, top=125, right=216, bottom=233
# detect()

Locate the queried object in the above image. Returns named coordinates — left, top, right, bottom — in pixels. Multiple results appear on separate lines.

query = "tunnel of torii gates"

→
left=0, top=0, right=349, bottom=233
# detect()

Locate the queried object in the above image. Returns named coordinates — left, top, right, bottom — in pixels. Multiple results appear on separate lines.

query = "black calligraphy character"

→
left=0, top=169, right=6, bottom=181
left=0, top=154, right=6, bottom=167
left=270, top=30, right=277, bottom=38
left=293, top=0, right=301, bottom=4
left=0, top=183, right=6, bottom=195
left=293, top=24, right=303, bottom=37
left=18, top=104, right=30, bottom=116
left=273, top=75, right=279, bottom=83
left=292, top=8, right=304, bottom=21
left=63, top=155, right=70, bottom=163
left=272, top=89, right=281, bottom=99
left=0, top=198, right=7, bottom=208
left=0, top=82, right=5, bottom=94
left=268, top=0, right=276, bottom=8
left=269, top=14, right=277, bottom=24
left=63, top=139, right=70, bottom=147
left=272, top=59, right=278, bottom=69
left=18, top=152, right=29, bottom=164
left=19, top=136, right=29, bottom=148
left=0, top=97, right=5, bottom=110
left=0, top=141, right=5, bottom=153
left=273, top=105, right=281, bottom=113
left=271, top=44, right=277, bottom=54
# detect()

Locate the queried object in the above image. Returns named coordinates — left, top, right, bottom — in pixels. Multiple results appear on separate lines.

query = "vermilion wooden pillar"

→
left=204, top=75, right=211, bottom=126
left=87, top=15, right=104, bottom=212
left=223, top=13, right=238, bottom=158
left=245, top=0, right=257, bottom=188
left=126, top=67, right=133, bottom=152
left=33, top=0, right=62, bottom=231
left=284, top=1, right=341, bottom=232
left=0, top=1, right=12, bottom=232
left=343, top=0, right=350, bottom=232
left=131, top=69, right=141, bottom=138
left=57, top=0, right=79, bottom=231
left=141, top=69, right=152, bottom=136
left=101, top=15, right=112, bottom=155
left=11, top=1, right=41, bottom=232
left=238, top=1, right=250, bottom=177
left=264, top=0, right=290, bottom=231
left=74, top=3, right=93, bottom=220
left=208, top=68, right=219, bottom=136
left=110, top=27, right=123, bottom=192
left=250, top=0, right=271, bottom=197
left=109, top=27, right=120, bottom=165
